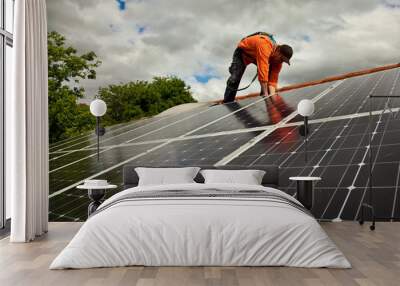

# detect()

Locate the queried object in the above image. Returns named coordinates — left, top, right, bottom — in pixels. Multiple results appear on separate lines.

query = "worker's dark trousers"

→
left=223, top=48, right=246, bottom=103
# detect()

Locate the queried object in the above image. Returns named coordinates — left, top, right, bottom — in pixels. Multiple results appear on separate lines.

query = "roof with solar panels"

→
left=49, top=63, right=400, bottom=222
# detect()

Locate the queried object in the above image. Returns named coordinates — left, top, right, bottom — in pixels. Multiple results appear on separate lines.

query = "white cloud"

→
left=47, top=0, right=400, bottom=102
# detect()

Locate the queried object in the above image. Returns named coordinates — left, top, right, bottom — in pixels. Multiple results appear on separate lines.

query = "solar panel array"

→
left=49, top=67, right=400, bottom=221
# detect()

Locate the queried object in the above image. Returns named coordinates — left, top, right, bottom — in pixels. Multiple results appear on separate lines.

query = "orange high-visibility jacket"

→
left=238, top=35, right=282, bottom=88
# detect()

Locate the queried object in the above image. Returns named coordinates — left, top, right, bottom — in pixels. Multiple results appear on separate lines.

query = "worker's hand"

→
left=260, top=81, right=269, bottom=97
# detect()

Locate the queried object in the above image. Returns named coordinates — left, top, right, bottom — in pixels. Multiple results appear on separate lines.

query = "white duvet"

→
left=50, top=183, right=351, bottom=269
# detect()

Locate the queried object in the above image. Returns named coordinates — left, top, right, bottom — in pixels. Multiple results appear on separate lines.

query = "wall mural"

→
left=47, top=0, right=400, bottom=221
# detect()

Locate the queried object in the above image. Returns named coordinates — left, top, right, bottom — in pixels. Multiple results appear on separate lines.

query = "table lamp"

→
left=297, top=99, right=315, bottom=163
left=90, top=99, right=107, bottom=161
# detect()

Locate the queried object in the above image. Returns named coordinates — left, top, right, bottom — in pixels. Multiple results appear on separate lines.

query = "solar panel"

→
left=49, top=132, right=261, bottom=220
left=229, top=105, right=400, bottom=220
left=49, top=143, right=158, bottom=195
left=224, top=68, right=400, bottom=221
left=192, top=83, right=333, bottom=135
left=57, top=116, right=180, bottom=151
left=123, top=100, right=259, bottom=143
left=48, top=67, right=400, bottom=222
left=49, top=116, right=160, bottom=152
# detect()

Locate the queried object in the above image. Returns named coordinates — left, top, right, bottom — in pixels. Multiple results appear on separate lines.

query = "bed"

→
left=50, top=165, right=351, bottom=269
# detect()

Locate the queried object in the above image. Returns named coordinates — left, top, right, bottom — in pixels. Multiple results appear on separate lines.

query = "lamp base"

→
left=298, top=124, right=310, bottom=137
left=95, top=126, right=106, bottom=136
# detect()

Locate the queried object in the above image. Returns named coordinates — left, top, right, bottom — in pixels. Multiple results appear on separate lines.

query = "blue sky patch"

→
left=116, top=0, right=126, bottom=11
left=194, top=65, right=219, bottom=83
left=194, top=74, right=215, bottom=83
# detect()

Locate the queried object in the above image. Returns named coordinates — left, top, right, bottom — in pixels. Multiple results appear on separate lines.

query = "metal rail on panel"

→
left=359, top=95, right=400, bottom=230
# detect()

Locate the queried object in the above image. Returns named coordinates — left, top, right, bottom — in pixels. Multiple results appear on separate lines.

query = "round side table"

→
left=289, top=177, right=321, bottom=210
left=77, top=184, right=117, bottom=217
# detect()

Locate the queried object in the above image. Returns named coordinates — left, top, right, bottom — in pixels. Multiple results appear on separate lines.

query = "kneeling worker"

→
left=223, top=32, right=293, bottom=103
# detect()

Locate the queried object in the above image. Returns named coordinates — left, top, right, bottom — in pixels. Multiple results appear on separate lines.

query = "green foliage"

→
left=99, top=77, right=196, bottom=125
left=48, top=31, right=197, bottom=143
left=48, top=31, right=101, bottom=143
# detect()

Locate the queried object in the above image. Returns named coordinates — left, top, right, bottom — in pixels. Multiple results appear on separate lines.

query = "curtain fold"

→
left=8, top=0, right=49, bottom=242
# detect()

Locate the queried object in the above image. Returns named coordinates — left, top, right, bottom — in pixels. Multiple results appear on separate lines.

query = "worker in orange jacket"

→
left=223, top=32, right=293, bottom=103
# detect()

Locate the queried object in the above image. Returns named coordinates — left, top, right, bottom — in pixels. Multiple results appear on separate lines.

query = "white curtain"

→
left=7, top=0, right=49, bottom=242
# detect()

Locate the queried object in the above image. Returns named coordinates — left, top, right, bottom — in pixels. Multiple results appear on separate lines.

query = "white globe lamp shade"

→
left=297, top=99, right=314, bottom=117
left=90, top=99, right=107, bottom=117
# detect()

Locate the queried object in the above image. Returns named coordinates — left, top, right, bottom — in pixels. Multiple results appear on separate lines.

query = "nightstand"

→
left=289, top=176, right=321, bottom=210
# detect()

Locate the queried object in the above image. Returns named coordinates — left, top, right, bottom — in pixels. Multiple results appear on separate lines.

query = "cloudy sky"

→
left=47, top=0, right=400, bottom=102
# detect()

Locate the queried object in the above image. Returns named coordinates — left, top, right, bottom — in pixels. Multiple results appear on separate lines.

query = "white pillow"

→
left=200, top=169, right=266, bottom=185
left=135, top=167, right=200, bottom=186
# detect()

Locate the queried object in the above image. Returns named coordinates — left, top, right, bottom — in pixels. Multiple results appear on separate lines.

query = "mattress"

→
left=50, top=183, right=351, bottom=269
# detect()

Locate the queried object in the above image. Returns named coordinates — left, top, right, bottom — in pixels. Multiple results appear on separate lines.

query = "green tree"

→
left=99, top=77, right=196, bottom=125
left=48, top=31, right=101, bottom=143
left=48, top=32, right=197, bottom=143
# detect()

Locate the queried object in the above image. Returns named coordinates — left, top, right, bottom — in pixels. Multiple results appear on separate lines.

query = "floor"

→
left=0, top=222, right=399, bottom=286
